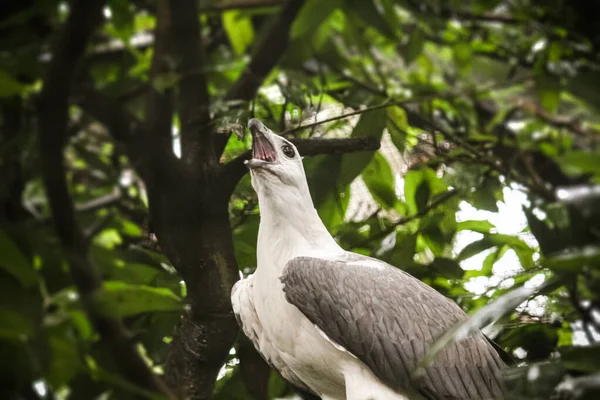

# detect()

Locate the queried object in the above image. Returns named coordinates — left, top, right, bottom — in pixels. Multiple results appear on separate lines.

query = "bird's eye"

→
left=282, top=144, right=295, bottom=158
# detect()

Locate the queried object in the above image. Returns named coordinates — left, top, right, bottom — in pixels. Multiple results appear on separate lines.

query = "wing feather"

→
left=280, top=254, right=506, bottom=400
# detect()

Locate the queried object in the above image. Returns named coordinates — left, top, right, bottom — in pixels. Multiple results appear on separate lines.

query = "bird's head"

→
left=245, top=118, right=312, bottom=212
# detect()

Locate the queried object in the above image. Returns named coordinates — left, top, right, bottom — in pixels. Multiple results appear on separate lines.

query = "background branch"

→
left=37, top=0, right=170, bottom=396
left=224, top=136, right=381, bottom=192
left=169, top=0, right=212, bottom=163
left=143, top=0, right=176, bottom=170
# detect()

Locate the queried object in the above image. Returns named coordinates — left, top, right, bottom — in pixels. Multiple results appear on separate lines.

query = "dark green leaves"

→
left=223, top=10, right=255, bottom=55
left=457, top=237, right=495, bottom=261
left=561, top=345, right=600, bottom=373
left=403, top=168, right=447, bottom=215
left=362, top=152, right=397, bottom=209
left=429, top=257, right=464, bottom=279
left=290, top=0, right=341, bottom=39
left=345, top=0, right=396, bottom=40
left=93, top=281, right=181, bottom=317
left=457, top=220, right=496, bottom=233
left=404, top=26, right=427, bottom=65
left=0, top=229, right=38, bottom=287
left=0, top=70, right=25, bottom=97
left=453, top=42, right=472, bottom=76
left=544, top=246, right=600, bottom=273
left=535, top=73, right=562, bottom=113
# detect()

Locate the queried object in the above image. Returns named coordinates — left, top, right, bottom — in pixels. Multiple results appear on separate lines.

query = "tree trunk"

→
left=146, top=165, right=240, bottom=399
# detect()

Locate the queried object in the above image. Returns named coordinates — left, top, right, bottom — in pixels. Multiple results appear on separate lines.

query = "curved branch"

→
left=169, top=0, right=212, bottom=163
left=223, top=136, right=381, bottom=194
left=224, top=0, right=305, bottom=102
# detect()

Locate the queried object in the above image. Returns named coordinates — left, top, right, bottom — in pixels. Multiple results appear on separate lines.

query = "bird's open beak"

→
left=245, top=118, right=277, bottom=169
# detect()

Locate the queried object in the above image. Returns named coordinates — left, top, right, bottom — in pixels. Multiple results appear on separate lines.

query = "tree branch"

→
left=37, top=0, right=171, bottom=396
left=144, top=0, right=175, bottom=167
left=169, top=0, right=212, bottom=164
left=200, top=0, right=283, bottom=13
left=224, top=0, right=305, bottom=102
left=282, top=95, right=439, bottom=136
left=223, top=136, right=380, bottom=193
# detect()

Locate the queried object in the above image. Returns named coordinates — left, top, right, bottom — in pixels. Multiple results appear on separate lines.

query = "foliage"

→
left=1, top=0, right=600, bottom=399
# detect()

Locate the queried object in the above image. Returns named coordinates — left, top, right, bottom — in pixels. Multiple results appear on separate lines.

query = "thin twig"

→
left=84, top=211, right=116, bottom=240
left=76, top=187, right=122, bottom=212
left=282, top=95, right=440, bottom=136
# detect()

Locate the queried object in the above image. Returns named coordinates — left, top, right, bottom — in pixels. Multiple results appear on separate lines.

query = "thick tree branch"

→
left=37, top=0, right=170, bottom=396
left=224, top=0, right=305, bottom=102
left=200, top=0, right=283, bottom=13
left=144, top=0, right=175, bottom=168
left=169, top=0, right=212, bottom=164
left=223, top=137, right=380, bottom=193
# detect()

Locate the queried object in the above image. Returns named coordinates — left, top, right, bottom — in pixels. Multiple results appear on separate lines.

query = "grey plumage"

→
left=280, top=253, right=506, bottom=400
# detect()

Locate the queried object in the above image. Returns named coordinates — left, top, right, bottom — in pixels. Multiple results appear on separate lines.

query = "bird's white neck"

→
left=255, top=188, right=343, bottom=277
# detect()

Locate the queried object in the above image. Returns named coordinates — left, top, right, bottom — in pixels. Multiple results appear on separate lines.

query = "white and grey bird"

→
left=231, top=119, right=506, bottom=400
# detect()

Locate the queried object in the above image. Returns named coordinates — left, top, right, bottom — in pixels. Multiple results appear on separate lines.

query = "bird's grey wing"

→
left=231, top=277, right=310, bottom=392
left=280, top=255, right=506, bottom=400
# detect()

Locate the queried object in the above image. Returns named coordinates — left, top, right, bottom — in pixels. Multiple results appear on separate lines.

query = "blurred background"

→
left=1, top=0, right=600, bottom=399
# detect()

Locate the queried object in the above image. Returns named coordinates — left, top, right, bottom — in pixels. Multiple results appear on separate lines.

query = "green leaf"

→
left=93, top=281, right=181, bottom=317
left=544, top=246, right=600, bottom=273
left=404, top=168, right=448, bottom=214
left=45, top=334, right=81, bottom=388
left=488, top=234, right=535, bottom=269
left=535, top=73, right=561, bottom=113
left=0, top=228, right=37, bottom=287
left=387, top=107, right=408, bottom=153
left=232, top=214, right=259, bottom=268
left=415, top=180, right=431, bottom=213
left=0, top=308, right=34, bottom=340
left=457, top=238, right=495, bottom=261
left=482, top=245, right=508, bottom=275
left=318, top=184, right=350, bottom=231
left=470, top=178, right=501, bottom=212
left=404, top=26, right=426, bottom=65
left=457, top=220, right=496, bottom=233
left=290, top=0, right=341, bottom=39
left=453, top=42, right=473, bottom=76
left=0, top=70, right=25, bottom=97
left=222, top=10, right=255, bottom=55
left=404, top=169, right=424, bottom=214
left=362, top=152, right=397, bottom=209
left=346, top=0, right=396, bottom=40
left=338, top=109, right=386, bottom=187
left=429, top=257, right=464, bottom=279
left=387, top=232, right=418, bottom=266
left=560, top=345, right=600, bottom=373
left=558, top=151, right=600, bottom=177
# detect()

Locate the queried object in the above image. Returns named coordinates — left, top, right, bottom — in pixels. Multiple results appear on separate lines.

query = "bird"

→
left=231, top=118, right=506, bottom=400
